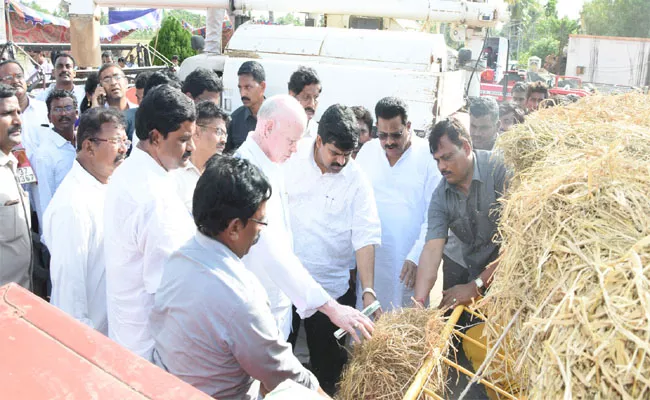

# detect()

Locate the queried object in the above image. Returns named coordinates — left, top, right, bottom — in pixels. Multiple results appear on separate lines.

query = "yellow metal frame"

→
left=402, top=306, right=521, bottom=400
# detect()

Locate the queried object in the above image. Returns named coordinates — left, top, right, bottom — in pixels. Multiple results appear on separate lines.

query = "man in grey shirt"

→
left=149, top=155, right=329, bottom=399
left=414, top=117, right=510, bottom=308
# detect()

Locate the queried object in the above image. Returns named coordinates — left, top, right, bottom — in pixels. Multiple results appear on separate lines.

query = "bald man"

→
left=236, top=95, right=374, bottom=344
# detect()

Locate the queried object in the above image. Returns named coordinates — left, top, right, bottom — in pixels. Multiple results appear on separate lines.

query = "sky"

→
left=32, top=0, right=588, bottom=19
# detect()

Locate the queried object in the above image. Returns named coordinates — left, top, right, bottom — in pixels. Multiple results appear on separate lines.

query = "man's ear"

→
left=463, top=138, right=472, bottom=155
left=406, top=121, right=412, bottom=131
left=83, top=138, right=95, bottom=155
left=263, top=119, right=274, bottom=137
left=149, top=128, right=162, bottom=145
left=226, top=218, right=242, bottom=241
left=260, top=81, right=267, bottom=91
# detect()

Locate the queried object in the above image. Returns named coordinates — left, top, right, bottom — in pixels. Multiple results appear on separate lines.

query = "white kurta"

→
left=236, top=137, right=331, bottom=339
left=104, top=147, right=195, bottom=360
left=355, top=137, right=441, bottom=310
left=43, top=160, right=109, bottom=334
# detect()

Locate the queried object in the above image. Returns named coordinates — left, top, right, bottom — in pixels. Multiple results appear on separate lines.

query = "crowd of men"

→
left=0, top=53, right=556, bottom=398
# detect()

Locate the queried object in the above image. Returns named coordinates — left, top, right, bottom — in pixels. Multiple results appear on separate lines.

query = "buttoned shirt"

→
left=30, top=128, right=76, bottom=230
left=236, top=137, right=330, bottom=339
left=104, top=147, right=195, bottom=360
left=356, top=136, right=441, bottom=310
left=0, top=151, right=31, bottom=289
left=170, top=161, right=201, bottom=213
left=226, top=105, right=257, bottom=152
left=43, top=160, right=108, bottom=334
left=150, top=232, right=318, bottom=399
left=426, top=150, right=510, bottom=277
left=284, top=138, right=381, bottom=299
left=302, top=119, right=319, bottom=139
left=20, top=98, right=50, bottom=158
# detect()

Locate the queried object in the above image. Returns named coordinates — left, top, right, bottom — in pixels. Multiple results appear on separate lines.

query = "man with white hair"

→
left=236, top=94, right=374, bottom=343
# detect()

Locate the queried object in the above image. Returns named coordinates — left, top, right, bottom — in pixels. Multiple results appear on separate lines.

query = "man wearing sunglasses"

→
left=355, top=97, right=441, bottom=311
left=172, top=100, right=230, bottom=212
left=43, top=108, right=129, bottom=335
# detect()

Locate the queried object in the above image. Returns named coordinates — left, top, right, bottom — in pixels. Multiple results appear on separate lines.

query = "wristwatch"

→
left=474, top=277, right=485, bottom=296
left=362, top=287, right=377, bottom=299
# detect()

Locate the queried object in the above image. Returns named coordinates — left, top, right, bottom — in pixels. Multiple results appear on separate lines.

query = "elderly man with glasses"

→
left=171, top=100, right=230, bottom=212
left=43, top=108, right=129, bottom=334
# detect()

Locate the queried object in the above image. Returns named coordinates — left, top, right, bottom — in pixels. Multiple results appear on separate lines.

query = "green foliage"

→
left=529, top=37, right=560, bottom=61
left=582, top=0, right=650, bottom=38
left=52, top=0, right=68, bottom=19
left=149, top=17, right=195, bottom=66
left=25, top=1, right=50, bottom=14
left=275, top=13, right=305, bottom=26
left=166, top=10, right=206, bottom=29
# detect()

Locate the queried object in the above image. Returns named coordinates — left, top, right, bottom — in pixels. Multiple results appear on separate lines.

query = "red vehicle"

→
left=480, top=73, right=591, bottom=102
left=479, top=70, right=525, bottom=101
left=549, top=75, right=591, bottom=97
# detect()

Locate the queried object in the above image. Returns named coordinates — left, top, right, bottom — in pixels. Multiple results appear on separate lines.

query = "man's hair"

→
left=53, top=53, right=76, bottom=67
left=97, top=63, right=123, bottom=79
left=134, top=71, right=153, bottom=90
left=46, top=89, right=78, bottom=114
left=193, top=155, right=272, bottom=237
left=182, top=67, right=224, bottom=98
left=288, top=66, right=320, bottom=95
left=0, top=83, right=16, bottom=99
left=527, top=81, right=549, bottom=100
left=76, top=107, right=126, bottom=151
left=469, top=97, right=499, bottom=123
left=135, top=84, right=196, bottom=141
left=256, top=94, right=306, bottom=129
left=512, top=82, right=527, bottom=94
left=196, top=100, right=230, bottom=126
left=143, top=69, right=182, bottom=97
left=101, top=51, right=112, bottom=58
left=237, top=61, right=265, bottom=83
left=351, top=105, right=373, bottom=133
left=318, top=104, right=359, bottom=152
left=117, top=57, right=126, bottom=63
left=498, top=102, right=525, bottom=124
left=0, top=60, right=24, bottom=73
left=428, top=117, right=472, bottom=153
left=375, top=97, right=408, bottom=125
left=171, top=55, right=179, bottom=61
left=81, top=72, right=100, bottom=114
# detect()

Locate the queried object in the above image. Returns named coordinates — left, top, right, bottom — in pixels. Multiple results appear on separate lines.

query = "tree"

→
left=582, top=0, right=650, bottom=38
left=149, top=17, right=196, bottom=65
left=52, top=0, right=69, bottom=19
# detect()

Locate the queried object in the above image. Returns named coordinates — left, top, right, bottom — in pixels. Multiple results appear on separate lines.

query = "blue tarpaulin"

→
left=108, top=8, right=157, bottom=25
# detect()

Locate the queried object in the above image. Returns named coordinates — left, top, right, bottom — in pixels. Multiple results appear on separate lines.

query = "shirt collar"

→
left=243, top=106, right=255, bottom=120
left=70, top=160, right=105, bottom=189
left=0, top=151, right=17, bottom=171
left=238, top=135, right=275, bottom=172
left=194, top=231, right=239, bottom=263
left=48, top=128, right=75, bottom=149
left=130, top=145, right=168, bottom=178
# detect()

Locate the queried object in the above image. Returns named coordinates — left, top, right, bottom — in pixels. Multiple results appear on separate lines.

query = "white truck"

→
left=175, top=0, right=507, bottom=134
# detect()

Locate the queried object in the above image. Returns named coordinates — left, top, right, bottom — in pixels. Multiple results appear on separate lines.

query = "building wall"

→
left=566, top=34, right=650, bottom=87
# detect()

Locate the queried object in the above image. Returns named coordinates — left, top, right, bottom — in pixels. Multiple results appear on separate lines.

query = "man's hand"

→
left=399, top=260, right=417, bottom=289
left=91, top=86, right=106, bottom=108
left=320, top=299, right=374, bottom=343
left=362, top=291, right=382, bottom=318
left=439, top=282, right=479, bottom=309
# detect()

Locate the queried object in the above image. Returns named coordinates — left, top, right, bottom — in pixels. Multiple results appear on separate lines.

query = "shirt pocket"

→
left=0, top=203, right=23, bottom=242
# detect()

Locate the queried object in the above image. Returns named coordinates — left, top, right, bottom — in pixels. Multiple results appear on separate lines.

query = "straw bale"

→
left=480, top=93, right=650, bottom=399
left=337, top=308, right=447, bottom=400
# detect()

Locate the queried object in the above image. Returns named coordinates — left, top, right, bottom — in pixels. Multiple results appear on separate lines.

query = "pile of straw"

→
left=337, top=308, right=447, bottom=399
left=480, top=93, right=650, bottom=399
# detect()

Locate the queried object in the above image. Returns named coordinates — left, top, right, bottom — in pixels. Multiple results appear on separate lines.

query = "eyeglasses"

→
left=0, top=73, right=24, bottom=82
left=197, top=124, right=227, bottom=137
left=249, top=217, right=268, bottom=226
left=377, top=129, right=405, bottom=141
left=101, top=73, right=126, bottom=84
left=89, top=137, right=132, bottom=148
left=52, top=105, right=76, bottom=113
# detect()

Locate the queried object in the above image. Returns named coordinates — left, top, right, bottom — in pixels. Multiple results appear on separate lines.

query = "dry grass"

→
left=479, top=93, right=650, bottom=399
left=337, top=308, right=447, bottom=400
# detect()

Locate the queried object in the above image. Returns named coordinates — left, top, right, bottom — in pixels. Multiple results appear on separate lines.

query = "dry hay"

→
left=337, top=308, right=447, bottom=400
left=479, top=93, right=650, bottom=399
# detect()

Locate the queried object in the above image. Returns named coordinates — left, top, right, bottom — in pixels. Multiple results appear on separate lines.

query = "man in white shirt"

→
left=0, top=84, right=31, bottom=290
left=288, top=66, right=321, bottom=139
left=150, top=156, right=330, bottom=400
left=104, top=84, right=196, bottom=360
left=35, top=54, right=86, bottom=109
left=356, top=97, right=441, bottom=310
left=236, top=94, right=374, bottom=344
left=284, top=104, right=381, bottom=395
left=43, top=108, right=129, bottom=334
left=0, top=60, right=49, bottom=158
left=172, top=101, right=229, bottom=212
left=31, top=90, right=78, bottom=229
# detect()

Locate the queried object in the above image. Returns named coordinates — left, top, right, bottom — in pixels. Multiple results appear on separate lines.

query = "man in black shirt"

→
left=225, top=61, right=266, bottom=152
